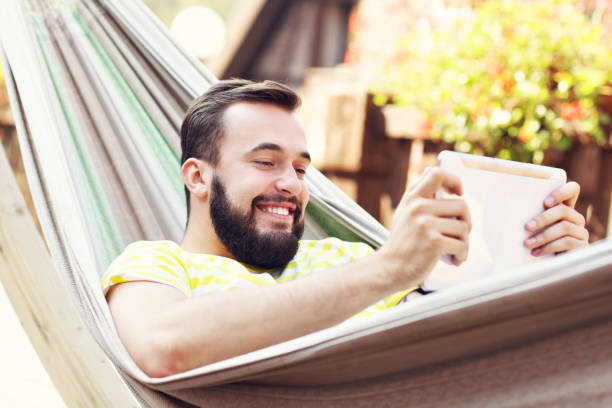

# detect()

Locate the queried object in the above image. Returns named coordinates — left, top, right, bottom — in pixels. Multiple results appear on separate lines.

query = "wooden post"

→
left=381, top=104, right=434, bottom=185
left=0, top=146, right=139, bottom=407
left=565, top=144, right=610, bottom=241
left=602, top=148, right=612, bottom=238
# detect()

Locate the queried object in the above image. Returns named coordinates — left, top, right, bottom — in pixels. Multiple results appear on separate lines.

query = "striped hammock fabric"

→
left=2, top=0, right=612, bottom=407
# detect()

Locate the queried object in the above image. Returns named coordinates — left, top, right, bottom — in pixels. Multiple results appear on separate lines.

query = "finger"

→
left=414, top=167, right=463, bottom=199
left=402, top=198, right=472, bottom=232
left=543, top=181, right=580, bottom=209
left=525, top=204, right=585, bottom=232
left=400, top=167, right=436, bottom=205
left=433, top=217, right=470, bottom=241
left=403, top=167, right=432, bottom=196
left=438, top=234, right=469, bottom=264
left=531, top=236, right=588, bottom=257
left=524, top=220, right=589, bottom=249
left=427, top=198, right=472, bottom=231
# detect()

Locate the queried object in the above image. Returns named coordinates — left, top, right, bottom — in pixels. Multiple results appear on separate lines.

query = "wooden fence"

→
left=300, top=67, right=612, bottom=241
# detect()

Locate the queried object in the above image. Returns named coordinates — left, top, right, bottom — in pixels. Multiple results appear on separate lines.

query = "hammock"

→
left=2, top=0, right=612, bottom=406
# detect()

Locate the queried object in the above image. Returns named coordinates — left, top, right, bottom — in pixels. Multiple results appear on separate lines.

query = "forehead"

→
left=219, top=102, right=307, bottom=158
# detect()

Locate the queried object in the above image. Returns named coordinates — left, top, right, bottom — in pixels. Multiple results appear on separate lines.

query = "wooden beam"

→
left=381, top=104, right=433, bottom=185
left=0, top=146, right=139, bottom=407
left=323, top=92, right=367, bottom=172
left=604, top=149, right=612, bottom=238
left=381, top=104, right=429, bottom=140
left=206, top=0, right=287, bottom=78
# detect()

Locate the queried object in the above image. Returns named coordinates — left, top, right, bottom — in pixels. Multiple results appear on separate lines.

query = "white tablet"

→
left=422, top=151, right=567, bottom=291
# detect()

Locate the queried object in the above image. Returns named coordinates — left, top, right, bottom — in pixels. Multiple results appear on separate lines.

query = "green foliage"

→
left=373, top=0, right=612, bottom=163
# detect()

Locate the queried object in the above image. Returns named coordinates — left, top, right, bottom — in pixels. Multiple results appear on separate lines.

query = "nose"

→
left=275, top=164, right=302, bottom=196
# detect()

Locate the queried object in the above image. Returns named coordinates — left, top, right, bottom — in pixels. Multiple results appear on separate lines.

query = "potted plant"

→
left=351, top=0, right=612, bottom=163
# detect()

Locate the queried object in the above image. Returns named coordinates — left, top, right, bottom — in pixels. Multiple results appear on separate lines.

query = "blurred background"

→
left=1, top=1, right=611, bottom=405
left=2, top=0, right=611, bottom=238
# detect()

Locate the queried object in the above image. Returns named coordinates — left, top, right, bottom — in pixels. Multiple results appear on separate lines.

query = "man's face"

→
left=208, top=102, right=311, bottom=269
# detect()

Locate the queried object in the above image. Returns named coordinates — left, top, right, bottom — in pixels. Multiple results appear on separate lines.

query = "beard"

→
left=209, top=174, right=305, bottom=270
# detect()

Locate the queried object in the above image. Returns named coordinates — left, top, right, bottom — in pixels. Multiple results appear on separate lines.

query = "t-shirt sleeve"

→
left=347, top=241, right=375, bottom=260
left=330, top=238, right=374, bottom=261
left=101, top=241, right=191, bottom=297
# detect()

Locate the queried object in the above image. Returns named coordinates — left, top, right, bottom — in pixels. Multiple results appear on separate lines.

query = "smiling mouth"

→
left=256, top=204, right=294, bottom=218
left=252, top=194, right=301, bottom=224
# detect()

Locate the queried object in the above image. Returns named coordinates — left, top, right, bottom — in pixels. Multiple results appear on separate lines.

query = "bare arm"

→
left=108, top=251, right=400, bottom=378
left=107, top=168, right=471, bottom=377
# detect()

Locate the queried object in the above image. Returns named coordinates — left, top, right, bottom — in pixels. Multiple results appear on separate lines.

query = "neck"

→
left=181, top=210, right=236, bottom=259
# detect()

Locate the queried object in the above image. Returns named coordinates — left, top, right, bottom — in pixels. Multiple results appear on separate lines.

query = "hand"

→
left=524, top=181, right=589, bottom=256
left=381, top=167, right=472, bottom=287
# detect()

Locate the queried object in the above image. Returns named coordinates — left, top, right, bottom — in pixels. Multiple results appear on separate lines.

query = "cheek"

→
left=232, top=179, right=269, bottom=207
left=300, top=188, right=310, bottom=210
left=218, top=179, right=252, bottom=208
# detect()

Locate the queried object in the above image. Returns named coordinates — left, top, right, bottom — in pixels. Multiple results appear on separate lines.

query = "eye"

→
left=254, top=160, right=274, bottom=167
left=295, top=168, right=306, bottom=175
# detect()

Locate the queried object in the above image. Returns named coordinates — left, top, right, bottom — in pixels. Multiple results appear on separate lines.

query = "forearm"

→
left=137, top=250, right=403, bottom=376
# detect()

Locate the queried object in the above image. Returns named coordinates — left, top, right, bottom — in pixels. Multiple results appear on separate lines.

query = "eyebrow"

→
left=248, top=143, right=311, bottom=162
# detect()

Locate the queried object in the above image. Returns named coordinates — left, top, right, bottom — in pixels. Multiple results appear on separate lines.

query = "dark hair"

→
left=180, top=79, right=301, bottom=217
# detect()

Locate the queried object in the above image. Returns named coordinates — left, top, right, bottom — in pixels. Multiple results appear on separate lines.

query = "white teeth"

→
left=263, top=207, right=289, bottom=215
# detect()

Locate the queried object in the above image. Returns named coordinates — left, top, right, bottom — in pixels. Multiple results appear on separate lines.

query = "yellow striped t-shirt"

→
left=101, top=237, right=413, bottom=317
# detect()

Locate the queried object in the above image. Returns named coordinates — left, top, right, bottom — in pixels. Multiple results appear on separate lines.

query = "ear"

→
left=182, top=158, right=212, bottom=201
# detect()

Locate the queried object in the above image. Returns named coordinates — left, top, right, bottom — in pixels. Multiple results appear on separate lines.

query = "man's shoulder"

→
left=106, top=240, right=185, bottom=271
left=121, top=240, right=181, bottom=252
left=101, top=240, right=191, bottom=295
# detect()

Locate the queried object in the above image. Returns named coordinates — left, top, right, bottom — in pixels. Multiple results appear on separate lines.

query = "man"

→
left=102, top=79, right=589, bottom=378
